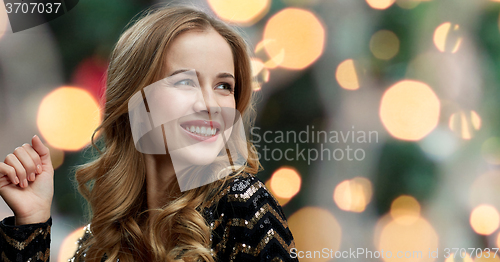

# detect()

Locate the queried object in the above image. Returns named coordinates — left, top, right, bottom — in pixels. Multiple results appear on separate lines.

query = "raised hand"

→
left=0, top=135, right=54, bottom=225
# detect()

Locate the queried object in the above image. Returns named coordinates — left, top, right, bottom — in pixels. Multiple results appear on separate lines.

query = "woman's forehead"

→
left=165, top=29, right=235, bottom=77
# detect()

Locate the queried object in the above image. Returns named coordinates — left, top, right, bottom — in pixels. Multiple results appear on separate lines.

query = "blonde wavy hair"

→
left=74, top=4, right=261, bottom=262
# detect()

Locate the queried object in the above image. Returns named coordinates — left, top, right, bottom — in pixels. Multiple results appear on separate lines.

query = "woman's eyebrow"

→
left=168, top=69, right=234, bottom=80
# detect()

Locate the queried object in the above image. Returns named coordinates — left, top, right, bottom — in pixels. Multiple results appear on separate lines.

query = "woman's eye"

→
left=215, top=83, right=234, bottom=93
left=175, top=79, right=197, bottom=87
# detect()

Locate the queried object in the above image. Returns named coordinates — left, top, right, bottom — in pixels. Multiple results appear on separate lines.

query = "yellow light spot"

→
left=336, top=59, right=360, bottom=90
left=370, top=30, right=400, bottom=60
left=434, top=22, right=462, bottom=53
left=379, top=80, right=440, bottom=141
left=46, top=144, right=65, bottom=170
left=390, top=195, right=420, bottom=225
left=449, top=110, right=481, bottom=140
left=396, top=0, right=421, bottom=9
left=58, top=227, right=85, bottom=262
left=470, top=204, right=500, bottom=235
left=270, top=166, right=301, bottom=199
left=207, top=0, right=270, bottom=26
left=263, top=8, right=325, bottom=69
left=265, top=180, right=290, bottom=206
left=481, top=137, right=500, bottom=165
left=375, top=215, right=439, bottom=262
left=333, top=177, right=372, bottom=212
left=288, top=207, right=341, bottom=262
left=37, top=87, right=102, bottom=151
left=444, top=253, right=473, bottom=262
left=366, top=0, right=395, bottom=9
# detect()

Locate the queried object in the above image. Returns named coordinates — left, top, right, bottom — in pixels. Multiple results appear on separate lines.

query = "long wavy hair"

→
left=74, top=4, right=261, bottom=262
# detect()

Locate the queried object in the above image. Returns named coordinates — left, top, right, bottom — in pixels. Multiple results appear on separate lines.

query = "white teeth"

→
left=185, top=125, right=217, bottom=136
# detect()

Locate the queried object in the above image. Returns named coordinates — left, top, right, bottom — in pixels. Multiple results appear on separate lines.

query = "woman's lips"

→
left=180, top=120, right=221, bottom=142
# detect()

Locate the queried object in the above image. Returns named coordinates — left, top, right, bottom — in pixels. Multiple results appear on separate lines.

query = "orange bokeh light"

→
left=207, top=0, right=270, bottom=26
left=379, top=80, right=440, bottom=141
left=336, top=59, right=360, bottom=90
left=58, top=226, right=85, bottom=262
left=375, top=215, right=439, bottom=262
left=470, top=204, right=500, bottom=235
left=270, top=166, right=301, bottom=199
left=366, top=0, right=396, bottom=9
left=333, top=177, right=372, bottom=212
left=263, top=8, right=325, bottom=70
left=37, top=87, right=102, bottom=151
left=433, top=22, right=462, bottom=53
left=390, top=195, right=421, bottom=225
left=288, top=207, right=341, bottom=262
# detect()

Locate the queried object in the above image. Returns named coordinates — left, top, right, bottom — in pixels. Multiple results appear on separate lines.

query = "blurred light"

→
left=207, top=0, right=270, bottom=26
left=419, top=127, right=458, bottom=161
left=449, top=110, right=481, bottom=140
left=270, top=166, right=301, bottom=199
left=250, top=57, right=270, bottom=92
left=333, top=177, right=372, bottom=212
left=37, top=87, right=102, bottom=151
left=265, top=179, right=290, bottom=206
left=481, top=137, right=500, bottom=165
left=390, top=195, right=420, bottom=225
left=58, top=226, right=85, bottom=262
left=370, top=30, right=400, bottom=60
left=46, top=144, right=65, bottom=170
left=396, top=0, right=421, bottom=9
left=263, top=8, right=325, bottom=70
left=433, top=22, right=462, bottom=53
left=444, top=253, right=473, bottom=262
left=375, top=215, right=439, bottom=262
left=366, top=0, right=395, bottom=9
left=380, top=80, right=440, bottom=141
left=71, top=56, right=107, bottom=107
left=470, top=170, right=500, bottom=211
left=0, top=0, right=8, bottom=40
left=475, top=251, right=500, bottom=262
left=336, top=59, right=360, bottom=90
left=288, top=207, right=341, bottom=262
left=470, top=204, right=500, bottom=235
left=497, top=231, right=500, bottom=249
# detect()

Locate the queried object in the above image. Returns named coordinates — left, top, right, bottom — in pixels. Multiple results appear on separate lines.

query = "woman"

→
left=0, top=4, right=298, bottom=262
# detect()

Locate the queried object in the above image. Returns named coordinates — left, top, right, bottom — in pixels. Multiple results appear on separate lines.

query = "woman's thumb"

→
left=31, top=135, right=52, bottom=167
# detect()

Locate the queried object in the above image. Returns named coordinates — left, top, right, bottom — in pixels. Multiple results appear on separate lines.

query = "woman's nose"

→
left=193, top=87, right=221, bottom=115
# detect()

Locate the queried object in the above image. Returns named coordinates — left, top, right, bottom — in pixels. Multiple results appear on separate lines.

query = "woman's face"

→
left=146, top=28, right=237, bottom=168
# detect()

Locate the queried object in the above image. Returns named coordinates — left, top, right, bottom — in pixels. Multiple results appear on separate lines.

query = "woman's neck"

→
left=143, top=154, right=180, bottom=210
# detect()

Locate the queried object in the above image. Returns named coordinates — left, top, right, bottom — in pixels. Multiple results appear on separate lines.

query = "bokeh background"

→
left=1, top=0, right=500, bottom=261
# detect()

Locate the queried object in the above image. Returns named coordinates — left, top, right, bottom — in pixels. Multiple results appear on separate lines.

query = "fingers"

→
left=21, top=143, right=43, bottom=176
left=13, top=146, right=37, bottom=182
left=0, top=162, right=19, bottom=185
left=4, top=154, right=28, bottom=188
left=31, top=135, right=51, bottom=168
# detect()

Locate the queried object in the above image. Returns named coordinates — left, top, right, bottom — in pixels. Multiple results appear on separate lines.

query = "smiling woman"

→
left=0, top=4, right=298, bottom=262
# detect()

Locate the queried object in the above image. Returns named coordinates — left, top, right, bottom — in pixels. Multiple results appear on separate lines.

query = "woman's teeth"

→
left=186, top=126, right=217, bottom=136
